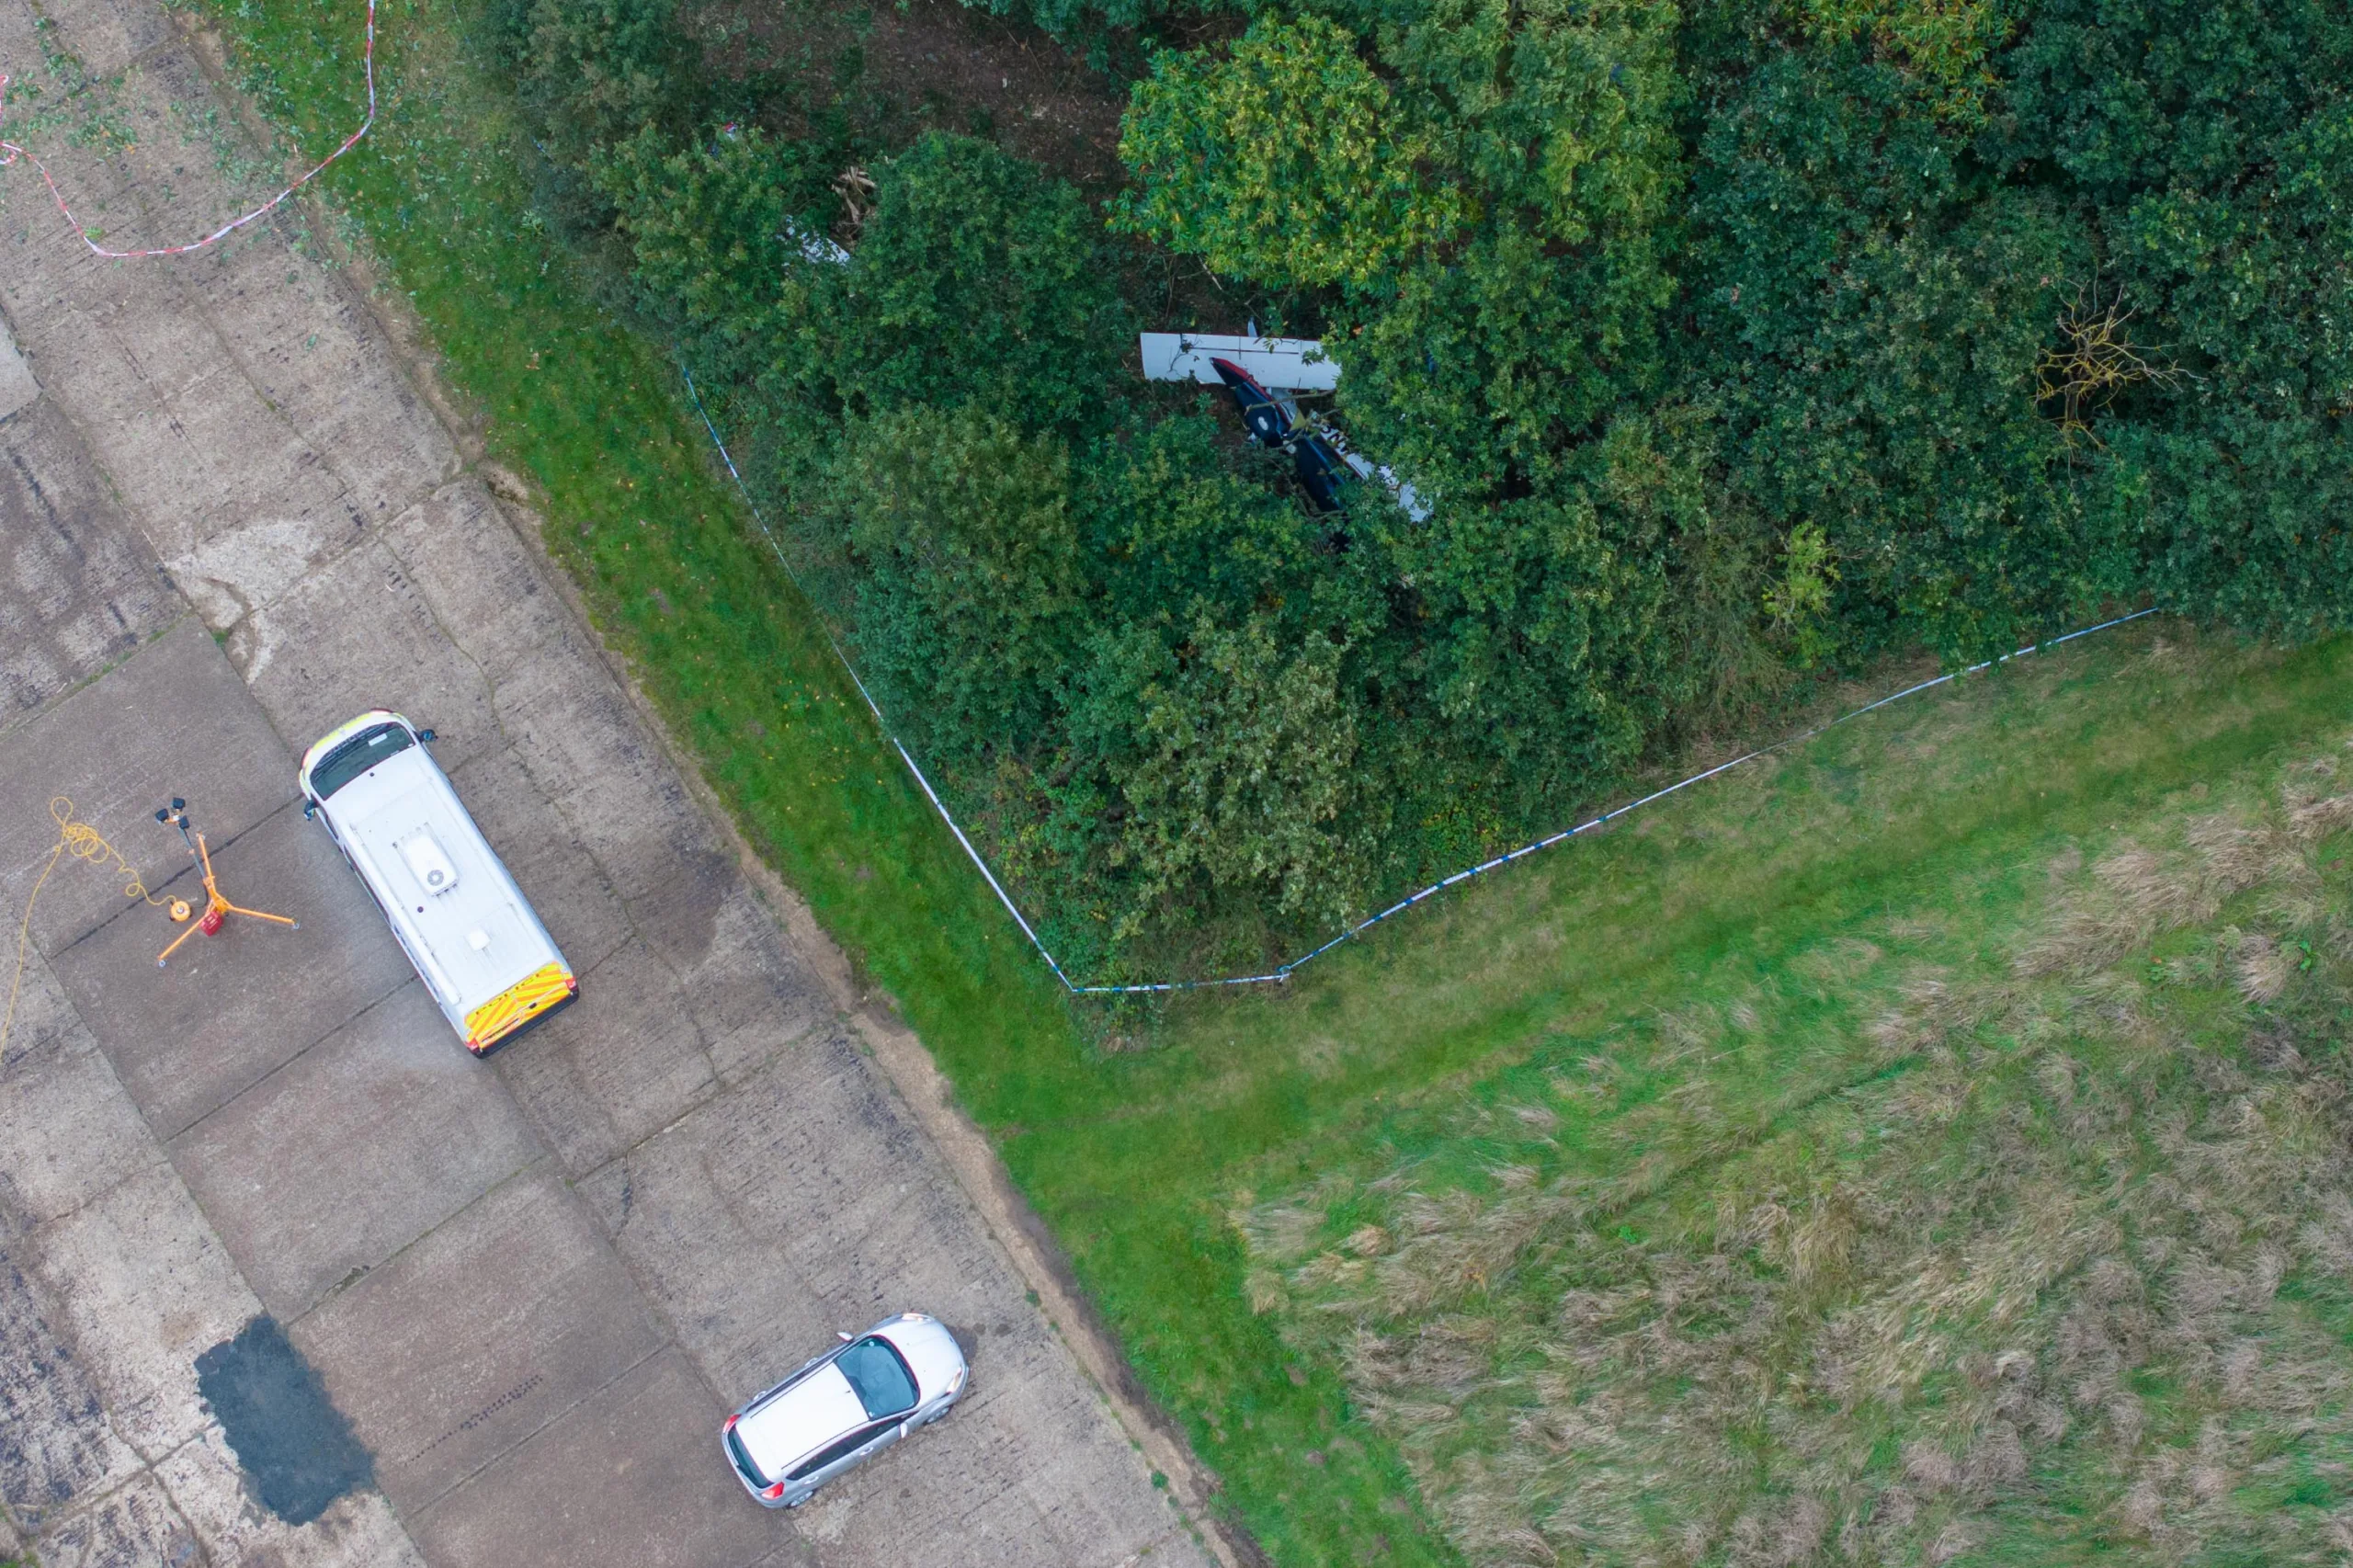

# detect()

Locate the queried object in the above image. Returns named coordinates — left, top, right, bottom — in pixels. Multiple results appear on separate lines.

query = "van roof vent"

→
left=397, top=829, right=461, bottom=896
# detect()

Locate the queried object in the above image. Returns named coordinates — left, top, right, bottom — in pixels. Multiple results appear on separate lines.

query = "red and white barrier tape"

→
left=0, top=0, right=375, bottom=258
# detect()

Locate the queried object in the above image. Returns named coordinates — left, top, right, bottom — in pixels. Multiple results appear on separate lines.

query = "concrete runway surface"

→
left=0, top=4, right=1215, bottom=1563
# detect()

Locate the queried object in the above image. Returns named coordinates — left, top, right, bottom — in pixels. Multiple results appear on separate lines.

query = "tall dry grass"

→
left=1249, top=747, right=2353, bottom=1564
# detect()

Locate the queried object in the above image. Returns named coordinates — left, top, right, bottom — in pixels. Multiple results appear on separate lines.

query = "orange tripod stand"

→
left=154, top=800, right=298, bottom=968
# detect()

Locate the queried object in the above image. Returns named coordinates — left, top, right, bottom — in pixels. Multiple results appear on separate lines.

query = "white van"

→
left=299, top=711, right=576, bottom=1055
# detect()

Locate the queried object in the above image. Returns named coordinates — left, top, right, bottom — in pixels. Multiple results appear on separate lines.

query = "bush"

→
left=806, top=132, right=1132, bottom=432
left=1114, top=16, right=1462, bottom=291
left=1074, top=611, right=1367, bottom=937
left=508, top=0, right=702, bottom=236
left=504, top=0, right=2353, bottom=966
left=831, top=406, right=1086, bottom=767
left=599, top=127, right=835, bottom=384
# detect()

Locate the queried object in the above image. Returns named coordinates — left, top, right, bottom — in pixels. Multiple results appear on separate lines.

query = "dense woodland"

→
left=486, top=0, right=2353, bottom=974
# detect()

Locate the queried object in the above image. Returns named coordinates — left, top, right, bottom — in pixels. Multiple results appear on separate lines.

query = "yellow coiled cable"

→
left=1, top=797, right=165, bottom=1051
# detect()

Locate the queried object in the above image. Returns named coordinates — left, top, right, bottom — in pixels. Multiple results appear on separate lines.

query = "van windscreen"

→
left=309, top=723, right=415, bottom=801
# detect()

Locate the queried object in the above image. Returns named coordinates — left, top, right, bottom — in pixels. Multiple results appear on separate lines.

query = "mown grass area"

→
left=1060, top=625, right=2353, bottom=1559
left=172, top=4, right=2353, bottom=1563
left=1235, top=629, right=2353, bottom=1563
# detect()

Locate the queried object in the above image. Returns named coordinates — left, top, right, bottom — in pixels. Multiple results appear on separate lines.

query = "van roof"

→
left=322, top=745, right=554, bottom=1006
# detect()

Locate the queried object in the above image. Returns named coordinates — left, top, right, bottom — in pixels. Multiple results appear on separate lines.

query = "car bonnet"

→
left=873, top=1316, right=965, bottom=1399
left=737, top=1363, right=867, bottom=1481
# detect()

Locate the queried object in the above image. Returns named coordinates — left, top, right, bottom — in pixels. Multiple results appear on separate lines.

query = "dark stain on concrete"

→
left=195, top=1315, right=374, bottom=1525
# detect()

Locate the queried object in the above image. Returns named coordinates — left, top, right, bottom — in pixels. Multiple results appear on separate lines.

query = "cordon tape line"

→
left=1226, top=606, right=2163, bottom=994
left=683, top=367, right=1092, bottom=994
left=682, top=367, right=2161, bottom=998
left=0, top=0, right=376, bottom=259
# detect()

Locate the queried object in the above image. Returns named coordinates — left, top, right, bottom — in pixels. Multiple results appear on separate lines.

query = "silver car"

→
left=722, top=1312, right=969, bottom=1507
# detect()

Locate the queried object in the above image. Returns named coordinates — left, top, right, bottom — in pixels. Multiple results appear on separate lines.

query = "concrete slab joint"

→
left=0, top=0, right=1225, bottom=1561
left=0, top=309, right=38, bottom=421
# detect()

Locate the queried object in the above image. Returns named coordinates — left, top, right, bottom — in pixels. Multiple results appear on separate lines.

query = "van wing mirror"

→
left=416, top=728, right=438, bottom=743
left=836, top=1331, right=854, bottom=1343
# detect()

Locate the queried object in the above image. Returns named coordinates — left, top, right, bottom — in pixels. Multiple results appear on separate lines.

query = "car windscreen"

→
left=835, top=1337, right=917, bottom=1419
left=309, top=722, right=415, bottom=801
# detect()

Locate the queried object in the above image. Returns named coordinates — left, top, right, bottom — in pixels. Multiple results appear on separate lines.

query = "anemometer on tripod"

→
left=153, top=799, right=298, bottom=967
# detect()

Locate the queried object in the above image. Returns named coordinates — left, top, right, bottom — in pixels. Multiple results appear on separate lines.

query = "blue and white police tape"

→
left=683, top=366, right=2158, bottom=998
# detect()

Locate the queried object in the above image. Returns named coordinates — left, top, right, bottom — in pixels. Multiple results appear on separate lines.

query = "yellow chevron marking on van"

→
left=464, top=960, right=574, bottom=1052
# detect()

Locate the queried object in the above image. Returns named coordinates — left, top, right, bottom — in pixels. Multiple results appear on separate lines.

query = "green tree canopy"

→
left=1115, top=16, right=1462, bottom=290
left=510, top=0, right=2353, bottom=966
left=1077, top=611, right=1366, bottom=936
left=831, top=406, right=1087, bottom=764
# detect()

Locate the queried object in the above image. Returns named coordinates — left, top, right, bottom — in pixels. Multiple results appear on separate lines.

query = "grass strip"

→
left=182, top=0, right=1445, bottom=1558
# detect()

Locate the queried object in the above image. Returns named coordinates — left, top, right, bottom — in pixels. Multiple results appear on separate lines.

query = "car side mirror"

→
left=416, top=729, right=438, bottom=743
left=836, top=1331, right=854, bottom=1343
left=302, top=801, right=316, bottom=821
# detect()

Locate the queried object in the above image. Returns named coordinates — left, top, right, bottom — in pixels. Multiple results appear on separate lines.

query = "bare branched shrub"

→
left=2034, top=283, right=2188, bottom=442
left=832, top=164, right=876, bottom=237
